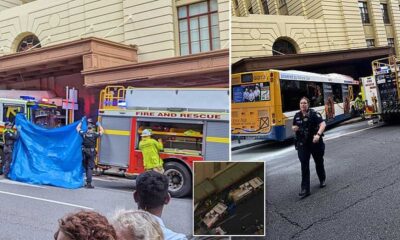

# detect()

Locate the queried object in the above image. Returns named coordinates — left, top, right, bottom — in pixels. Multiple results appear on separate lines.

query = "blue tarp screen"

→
left=9, top=114, right=86, bottom=189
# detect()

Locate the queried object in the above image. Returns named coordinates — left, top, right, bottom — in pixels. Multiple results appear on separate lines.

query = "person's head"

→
left=299, top=97, right=309, bottom=112
left=87, top=124, right=95, bottom=132
left=54, top=210, right=117, bottom=240
left=87, top=118, right=94, bottom=125
left=5, top=122, right=12, bottom=129
left=141, top=129, right=152, bottom=139
left=134, top=171, right=170, bottom=216
left=112, top=209, right=164, bottom=240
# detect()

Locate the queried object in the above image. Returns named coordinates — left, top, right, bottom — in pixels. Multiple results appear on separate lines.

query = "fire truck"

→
left=369, top=56, right=400, bottom=122
left=97, top=86, right=229, bottom=197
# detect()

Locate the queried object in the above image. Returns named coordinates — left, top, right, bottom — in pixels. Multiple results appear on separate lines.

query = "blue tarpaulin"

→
left=9, top=114, right=87, bottom=189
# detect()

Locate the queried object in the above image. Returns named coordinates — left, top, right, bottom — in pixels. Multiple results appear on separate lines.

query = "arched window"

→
left=272, top=39, right=297, bottom=55
left=17, top=35, right=41, bottom=52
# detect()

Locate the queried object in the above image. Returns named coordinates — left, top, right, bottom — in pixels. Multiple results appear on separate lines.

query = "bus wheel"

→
left=164, top=162, right=191, bottom=198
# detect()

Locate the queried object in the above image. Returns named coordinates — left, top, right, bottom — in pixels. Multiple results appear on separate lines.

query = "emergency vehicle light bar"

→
left=20, top=96, right=36, bottom=101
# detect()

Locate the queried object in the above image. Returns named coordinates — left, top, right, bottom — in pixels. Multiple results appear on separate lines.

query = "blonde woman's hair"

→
left=112, top=209, right=164, bottom=240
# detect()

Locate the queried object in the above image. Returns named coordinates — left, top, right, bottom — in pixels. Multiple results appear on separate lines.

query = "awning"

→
left=0, top=37, right=228, bottom=88
left=232, top=46, right=393, bottom=74
left=0, top=37, right=137, bottom=84
left=82, top=49, right=229, bottom=88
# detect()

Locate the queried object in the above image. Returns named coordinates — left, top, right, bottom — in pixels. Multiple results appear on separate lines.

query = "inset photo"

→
left=193, top=161, right=265, bottom=237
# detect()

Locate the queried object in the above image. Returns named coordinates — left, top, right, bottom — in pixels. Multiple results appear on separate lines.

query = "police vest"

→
left=294, top=109, right=321, bottom=143
left=3, top=129, right=17, bottom=146
left=82, top=132, right=99, bottom=148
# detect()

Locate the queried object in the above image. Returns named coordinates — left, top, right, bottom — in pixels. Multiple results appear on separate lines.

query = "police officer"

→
left=76, top=119, right=104, bottom=188
left=2, top=122, right=19, bottom=178
left=292, top=97, right=326, bottom=198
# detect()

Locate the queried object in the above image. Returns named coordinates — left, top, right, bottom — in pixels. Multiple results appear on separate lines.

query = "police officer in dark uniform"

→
left=76, top=119, right=104, bottom=188
left=292, top=97, right=327, bottom=198
left=2, top=122, right=19, bottom=178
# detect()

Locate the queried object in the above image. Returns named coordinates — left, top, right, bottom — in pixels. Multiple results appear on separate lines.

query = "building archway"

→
left=272, top=38, right=298, bottom=55
left=12, top=33, right=41, bottom=52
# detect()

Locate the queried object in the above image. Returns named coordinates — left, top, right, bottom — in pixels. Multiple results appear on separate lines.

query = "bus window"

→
left=281, top=80, right=324, bottom=111
left=3, top=104, right=25, bottom=123
left=342, top=85, right=351, bottom=114
left=281, top=80, right=307, bottom=112
left=232, top=82, right=270, bottom=103
left=309, top=83, right=324, bottom=107
left=332, top=84, right=343, bottom=103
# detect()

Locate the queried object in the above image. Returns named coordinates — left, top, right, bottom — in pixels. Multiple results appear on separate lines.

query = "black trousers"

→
left=297, top=141, right=326, bottom=192
left=82, top=148, right=96, bottom=185
left=3, top=151, right=12, bottom=177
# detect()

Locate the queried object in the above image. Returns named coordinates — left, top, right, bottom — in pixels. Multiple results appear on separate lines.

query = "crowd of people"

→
left=54, top=171, right=188, bottom=240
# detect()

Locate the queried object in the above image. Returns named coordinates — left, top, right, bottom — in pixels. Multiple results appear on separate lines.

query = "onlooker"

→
left=138, top=129, right=164, bottom=173
left=112, top=209, right=164, bottom=240
left=76, top=119, right=104, bottom=188
left=54, top=210, right=116, bottom=240
left=134, top=171, right=187, bottom=240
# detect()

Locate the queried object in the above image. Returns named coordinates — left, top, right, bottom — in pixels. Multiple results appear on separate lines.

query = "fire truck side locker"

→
left=97, top=116, right=132, bottom=168
left=203, top=120, right=229, bottom=160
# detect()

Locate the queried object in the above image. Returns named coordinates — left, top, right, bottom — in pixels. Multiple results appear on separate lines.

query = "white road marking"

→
left=324, top=125, right=379, bottom=141
left=94, top=186, right=134, bottom=194
left=0, top=179, right=47, bottom=188
left=254, top=124, right=381, bottom=162
left=93, top=176, right=133, bottom=183
left=0, top=190, right=93, bottom=210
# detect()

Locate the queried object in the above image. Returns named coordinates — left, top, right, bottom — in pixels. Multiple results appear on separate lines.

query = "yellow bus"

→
left=231, top=70, right=359, bottom=141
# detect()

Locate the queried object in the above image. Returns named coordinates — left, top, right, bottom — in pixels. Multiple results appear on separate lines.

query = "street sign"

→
left=62, top=100, right=79, bottom=110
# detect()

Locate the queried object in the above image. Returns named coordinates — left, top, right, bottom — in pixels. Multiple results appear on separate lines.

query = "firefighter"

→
left=138, top=129, right=164, bottom=174
left=292, top=97, right=326, bottom=198
left=355, top=92, right=365, bottom=118
left=2, top=122, right=19, bottom=178
left=76, top=120, right=104, bottom=188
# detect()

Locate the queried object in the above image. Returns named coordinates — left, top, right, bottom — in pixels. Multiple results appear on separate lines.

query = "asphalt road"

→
left=236, top=120, right=400, bottom=239
left=0, top=175, right=192, bottom=239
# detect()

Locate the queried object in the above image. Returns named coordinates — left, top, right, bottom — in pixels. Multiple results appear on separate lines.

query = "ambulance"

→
left=0, top=94, right=61, bottom=158
left=97, top=86, right=229, bottom=197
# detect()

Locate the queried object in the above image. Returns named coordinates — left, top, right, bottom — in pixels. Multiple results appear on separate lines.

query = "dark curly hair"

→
left=136, top=171, right=169, bottom=210
left=54, top=210, right=116, bottom=240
